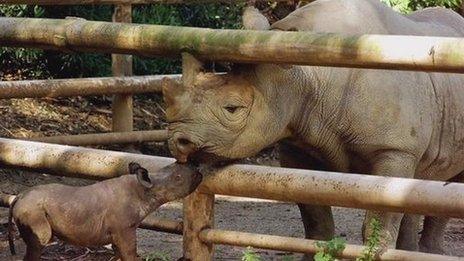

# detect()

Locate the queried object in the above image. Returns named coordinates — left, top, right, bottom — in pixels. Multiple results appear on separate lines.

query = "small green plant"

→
left=356, top=218, right=382, bottom=261
left=242, top=246, right=261, bottom=261
left=314, top=237, right=346, bottom=261
left=281, top=255, right=295, bottom=261
left=143, top=251, right=171, bottom=261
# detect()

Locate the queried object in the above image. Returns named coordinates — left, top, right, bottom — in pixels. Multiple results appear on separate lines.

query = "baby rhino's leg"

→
left=112, top=228, right=138, bottom=261
left=16, top=211, right=52, bottom=261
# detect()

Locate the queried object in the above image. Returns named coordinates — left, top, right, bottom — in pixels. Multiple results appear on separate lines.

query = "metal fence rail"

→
left=0, top=75, right=179, bottom=99
left=1, top=17, right=464, bottom=73
left=0, top=138, right=462, bottom=260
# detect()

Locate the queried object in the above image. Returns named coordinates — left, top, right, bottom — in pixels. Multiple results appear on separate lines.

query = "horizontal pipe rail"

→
left=199, top=164, right=464, bottom=218
left=199, top=229, right=460, bottom=261
left=0, top=194, right=183, bottom=234
left=0, top=138, right=174, bottom=180
left=0, top=193, right=16, bottom=208
left=0, top=138, right=463, bottom=217
left=28, top=130, right=168, bottom=146
left=0, top=75, right=180, bottom=99
left=139, top=216, right=183, bottom=235
left=0, top=0, right=289, bottom=4
left=1, top=18, right=464, bottom=73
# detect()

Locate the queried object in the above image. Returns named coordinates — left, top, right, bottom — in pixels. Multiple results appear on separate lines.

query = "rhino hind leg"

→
left=396, top=214, right=421, bottom=251
left=15, top=210, right=52, bottom=261
left=419, top=216, right=448, bottom=254
left=16, top=222, right=49, bottom=261
left=278, top=141, right=334, bottom=260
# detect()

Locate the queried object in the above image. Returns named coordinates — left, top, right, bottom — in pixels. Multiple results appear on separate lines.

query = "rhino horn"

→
left=162, top=77, right=185, bottom=106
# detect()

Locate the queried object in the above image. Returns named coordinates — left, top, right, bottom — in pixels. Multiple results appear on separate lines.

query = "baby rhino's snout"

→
left=172, top=163, right=203, bottom=194
left=152, top=163, right=203, bottom=202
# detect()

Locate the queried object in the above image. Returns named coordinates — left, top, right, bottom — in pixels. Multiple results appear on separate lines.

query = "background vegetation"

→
left=0, top=3, right=244, bottom=79
left=0, top=0, right=462, bottom=80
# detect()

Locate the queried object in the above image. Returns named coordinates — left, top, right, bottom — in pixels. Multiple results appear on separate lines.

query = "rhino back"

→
left=271, top=0, right=464, bottom=36
left=264, top=0, right=464, bottom=181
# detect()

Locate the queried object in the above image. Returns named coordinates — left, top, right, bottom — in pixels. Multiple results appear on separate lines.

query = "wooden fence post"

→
left=112, top=4, right=133, bottom=133
left=182, top=53, right=215, bottom=261
left=183, top=190, right=215, bottom=261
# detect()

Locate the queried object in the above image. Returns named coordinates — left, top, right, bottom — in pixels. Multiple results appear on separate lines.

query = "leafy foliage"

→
left=1, top=0, right=462, bottom=79
left=381, top=0, right=461, bottom=13
left=0, top=3, right=243, bottom=79
left=356, top=218, right=382, bottom=261
left=314, top=237, right=346, bottom=261
left=242, top=247, right=261, bottom=261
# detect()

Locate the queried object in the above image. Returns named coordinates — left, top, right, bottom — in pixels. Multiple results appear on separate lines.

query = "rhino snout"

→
left=171, top=133, right=198, bottom=163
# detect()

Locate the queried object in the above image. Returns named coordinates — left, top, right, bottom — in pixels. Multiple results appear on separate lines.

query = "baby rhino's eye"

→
left=175, top=174, right=181, bottom=181
left=224, top=106, right=239, bottom=114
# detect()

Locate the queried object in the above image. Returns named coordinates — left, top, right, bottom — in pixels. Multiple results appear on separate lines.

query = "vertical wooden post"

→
left=112, top=4, right=133, bottom=132
left=183, top=191, right=215, bottom=260
left=182, top=53, right=214, bottom=261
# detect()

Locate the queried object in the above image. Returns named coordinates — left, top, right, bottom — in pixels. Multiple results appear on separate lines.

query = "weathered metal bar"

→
left=0, top=193, right=183, bottom=234
left=0, top=0, right=289, bottom=4
left=28, top=130, right=168, bottom=146
left=199, top=164, right=464, bottom=218
left=0, top=138, right=174, bottom=180
left=199, top=229, right=461, bottom=261
left=111, top=4, right=134, bottom=134
left=0, top=193, right=16, bottom=208
left=0, top=75, right=180, bottom=99
left=0, top=138, right=463, bottom=217
left=1, top=18, right=464, bottom=73
left=181, top=53, right=215, bottom=261
left=139, top=215, right=183, bottom=235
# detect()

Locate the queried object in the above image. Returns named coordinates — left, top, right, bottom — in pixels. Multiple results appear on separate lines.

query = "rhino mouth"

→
left=188, top=149, right=237, bottom=167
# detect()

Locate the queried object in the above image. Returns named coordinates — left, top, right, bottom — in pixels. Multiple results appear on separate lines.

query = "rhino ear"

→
left=242, top=6, right=270, bottom=30
left=136, top=167, right=153, bottom=189
left=162, top=77, right=184, bottom=107
left=128, top=162, right=142, bottom=174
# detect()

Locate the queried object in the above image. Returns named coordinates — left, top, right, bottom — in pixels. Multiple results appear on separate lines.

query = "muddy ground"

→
left=0, top=95, right=462, bottom=260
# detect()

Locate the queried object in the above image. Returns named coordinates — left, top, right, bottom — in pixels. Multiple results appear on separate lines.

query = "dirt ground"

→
left=0, top=95, right=463, bottom=260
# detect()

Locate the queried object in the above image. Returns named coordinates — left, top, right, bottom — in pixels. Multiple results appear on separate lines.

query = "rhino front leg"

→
left=112, top=229, right=138, bottom=261
left=298, top=204, right=335, bottom=240
left=419, top=216, right=449, bottom=254
left=279, top=142, right=334, bottom=261
left=396, top=214, right=421, bottom=251
left=363, top=151, right=417, bottom=252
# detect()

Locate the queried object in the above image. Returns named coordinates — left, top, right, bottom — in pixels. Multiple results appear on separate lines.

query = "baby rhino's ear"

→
left=135, top=167, right=153, bottom=189
left=128, top=162, right=142, bottom=174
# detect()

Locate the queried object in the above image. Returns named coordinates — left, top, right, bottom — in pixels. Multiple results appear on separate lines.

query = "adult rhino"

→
left=162, top=0, right=464, bottom=257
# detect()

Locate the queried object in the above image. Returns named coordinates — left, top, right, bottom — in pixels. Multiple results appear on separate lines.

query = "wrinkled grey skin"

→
left=163, top=0, right=464, bottom=257
left=9, top=163, right=201, bottom=261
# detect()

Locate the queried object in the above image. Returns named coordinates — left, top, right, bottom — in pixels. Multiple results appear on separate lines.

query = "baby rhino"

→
left=8, top=162, right=202, bottom=261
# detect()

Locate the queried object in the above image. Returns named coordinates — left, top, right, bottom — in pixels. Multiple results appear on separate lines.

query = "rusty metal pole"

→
left=0, top=138, right=463, bottom=217
left=112, top=4, right=133, bottom=134
left=182, top=53, right=215, bottom=261
left=3, top=17, right=464, bottom=73
left=199, top=229, right=461, bottom=261
left=0, top=75, right=180, bottom=99
left=29, top=130, right=168, bottom=146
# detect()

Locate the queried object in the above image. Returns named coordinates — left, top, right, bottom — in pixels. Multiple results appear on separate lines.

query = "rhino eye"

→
left=224, top=106, right=239, bottom=114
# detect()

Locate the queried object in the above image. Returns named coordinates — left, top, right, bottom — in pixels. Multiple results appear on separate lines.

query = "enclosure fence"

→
left=0, top=1, right=464, bottom=261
